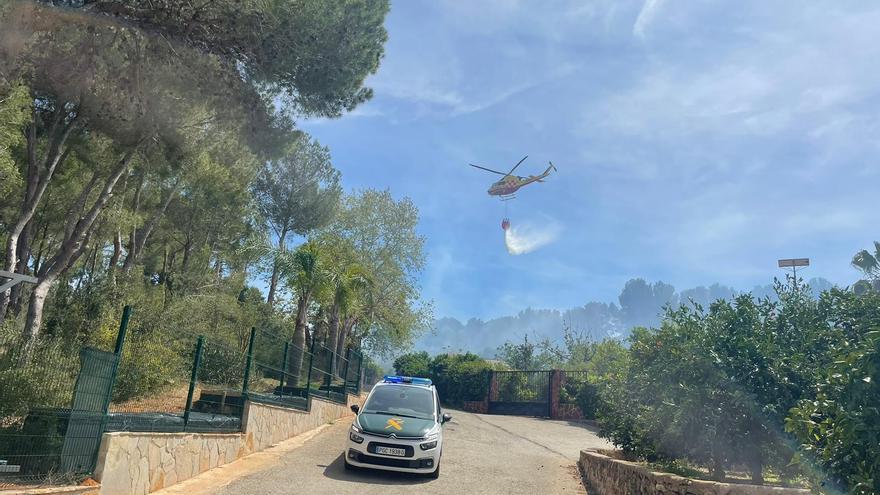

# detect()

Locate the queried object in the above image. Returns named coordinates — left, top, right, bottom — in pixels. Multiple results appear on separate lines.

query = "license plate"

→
left=375, top=446, right=406, bottom=457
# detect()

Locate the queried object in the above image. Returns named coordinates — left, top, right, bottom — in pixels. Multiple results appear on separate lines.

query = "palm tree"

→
left=852, top=242, right=880, bottom=278
left=280, top=242, right=327, bottom=387
left=326, top=263, right=372, bottom=375
left=852, top=241, right=880, bottom=294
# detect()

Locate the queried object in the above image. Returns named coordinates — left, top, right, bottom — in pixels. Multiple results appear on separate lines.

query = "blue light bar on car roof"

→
left=383, top=375, right=432, bottom=386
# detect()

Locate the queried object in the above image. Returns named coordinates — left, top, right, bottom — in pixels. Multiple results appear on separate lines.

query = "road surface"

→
left=158, top=410, right=612, bottom=495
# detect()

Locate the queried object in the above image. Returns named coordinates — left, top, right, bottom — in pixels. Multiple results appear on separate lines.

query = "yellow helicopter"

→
left=469, top=155, right=557, bottom=201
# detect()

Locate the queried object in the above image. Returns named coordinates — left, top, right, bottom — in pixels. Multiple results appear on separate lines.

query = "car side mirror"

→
left=442, top=413, right=452, bottom=424
left=350, top=404, right=360, bottom=414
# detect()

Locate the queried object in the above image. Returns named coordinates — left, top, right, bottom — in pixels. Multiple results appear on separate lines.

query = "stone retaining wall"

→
left=462, top=400, right=488, bottom=414
left=94, top=394, right=364, bottom=495
left=244, top=395, right=361, bottom=452
left=578, top=449, right=811, bottom=495
left=4, top=486, right=100, bottom=495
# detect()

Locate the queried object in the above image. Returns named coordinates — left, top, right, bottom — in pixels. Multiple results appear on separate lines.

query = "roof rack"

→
left=382, top=375, right=432, bottom=386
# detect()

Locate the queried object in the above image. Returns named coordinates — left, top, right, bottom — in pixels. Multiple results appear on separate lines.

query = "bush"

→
left=573, top=381, right=599, bottom=419
left=0, top=327, right=80, bottom=418
left=393, top=351, right=431, bottom=377
left=786, top=291, right=880, bottom=495
left=594, top=282, right=845, bottom=483
left=393, top=351, right=498, bottom=407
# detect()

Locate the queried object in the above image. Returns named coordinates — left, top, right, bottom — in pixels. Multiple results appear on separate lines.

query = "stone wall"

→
left=5, top=486, right=100, bottom=495
left=462, top=400, right=488, bottom=414
left=94, top=394, right=364, bottom=495
left=557, top=403, right=584, bottom=421
left=94, top=432, right=243, bottom=495
left=578, top=450, right=811, bottom=495
left=244, top=395, right=361, bottom=452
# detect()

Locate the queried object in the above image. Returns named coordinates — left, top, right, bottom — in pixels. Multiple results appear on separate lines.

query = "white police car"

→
left=345, top=376, right=451, bottom=478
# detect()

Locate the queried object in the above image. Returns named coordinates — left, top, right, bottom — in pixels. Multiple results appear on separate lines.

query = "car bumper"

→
left=345, top=435, right=441, bottom=474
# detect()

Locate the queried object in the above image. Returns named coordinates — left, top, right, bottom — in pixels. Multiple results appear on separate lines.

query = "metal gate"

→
left=488, top=370, right=552, bottom=417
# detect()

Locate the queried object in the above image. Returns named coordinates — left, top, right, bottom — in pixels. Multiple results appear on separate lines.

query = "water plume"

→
left=503, top=220, right=560, bottom=255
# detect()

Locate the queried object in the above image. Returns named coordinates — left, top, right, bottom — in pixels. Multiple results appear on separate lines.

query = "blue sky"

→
left=301, top=0, right=879, bottom=321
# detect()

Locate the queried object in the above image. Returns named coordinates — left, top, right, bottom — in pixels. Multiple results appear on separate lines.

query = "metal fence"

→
left=106, top=333, right=245, bottom=434
left=0, top=332, right=83, bottom=488
left=0, top=306, right=367, bottom=489
left=488, top=370, right=553, bottom=417
left=245, top=327, right=311, bottom=411
left=307, top=337, right=351, bottom=404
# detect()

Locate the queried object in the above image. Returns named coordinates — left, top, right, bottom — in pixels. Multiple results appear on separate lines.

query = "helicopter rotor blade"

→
left=505, top=155, right=529, bottom=177
left=469, top=163, right=507, bottom=175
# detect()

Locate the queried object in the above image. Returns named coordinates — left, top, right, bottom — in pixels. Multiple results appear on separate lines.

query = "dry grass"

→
left=110, top=384, right=200, bottom=414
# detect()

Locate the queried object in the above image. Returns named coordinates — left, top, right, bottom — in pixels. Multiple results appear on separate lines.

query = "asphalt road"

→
left=191, top=410, right=611, bottom=495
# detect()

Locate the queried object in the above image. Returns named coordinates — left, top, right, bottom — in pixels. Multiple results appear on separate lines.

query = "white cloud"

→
left=633, top=0, right=664, bottom=38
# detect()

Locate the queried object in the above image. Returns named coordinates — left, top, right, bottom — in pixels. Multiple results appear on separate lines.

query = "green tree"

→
left=393, top=351, right=431, bottom=377
left=597, top=281, right=839, bottom=483
left=496, top=335, right=539, bottom=370
left=0, top=0, right=389, bottom=338
left=786, top=290, right=880, bottom=494
left=852, top=241, right=880, bottom=294
left=327, top=190, right=429, bottom=358
left=280, top=242, right=327, bottom=386
left=253, top=135, right=341, bottom=307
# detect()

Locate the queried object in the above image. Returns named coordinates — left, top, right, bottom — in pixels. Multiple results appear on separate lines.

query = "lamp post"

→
left=778, top=258, right=809, bottom=287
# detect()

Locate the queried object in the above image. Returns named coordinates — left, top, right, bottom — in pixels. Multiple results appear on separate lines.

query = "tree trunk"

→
left=335, top=318, right=353, bottom=366
left=289, top=293, right=310, bottom=386
left=710, top=456, right=725, bottom=482
left=266, top=228, right=288, bottom=307
left=21, top=147, right=138, bottom=339
left=108, top=230, right=122, bottom=282
left=328, top=303, right=341, bottom=376
left=7, top=218, right=35, bottom=317
left=23, top=275, right=55, bottom=340
left=121, top=174, right=144, bottom=273
left=124, top=179, right=180, bottom=270
left=0, top=109, right=76, bottom=316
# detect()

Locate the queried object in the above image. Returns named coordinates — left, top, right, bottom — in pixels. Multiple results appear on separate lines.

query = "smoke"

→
left=503, top=220, right=560, bottom=255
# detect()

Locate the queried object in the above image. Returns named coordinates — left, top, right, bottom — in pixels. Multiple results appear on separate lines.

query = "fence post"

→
left=113, top=305, right=132, bottom=356
left=279, top=341, right=290, bottom=393
left=342, top=347, right=351, bottom=395
left=304, top=333, right=317, bottom=404
left=549, top=370, right=562, bottom=419
left=242, top=327, right=256, bottom=398
left=104, top=305, right=132, bottom=414
left=183, top=336, right=205, bottom=429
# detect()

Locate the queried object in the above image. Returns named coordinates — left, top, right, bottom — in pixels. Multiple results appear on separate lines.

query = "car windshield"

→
left=363, top=385, right=435, bottom=419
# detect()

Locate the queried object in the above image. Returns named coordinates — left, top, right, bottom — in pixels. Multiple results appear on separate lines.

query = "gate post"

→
left=486, top=370, right=497, bottom=414
left=550, top=369, right=562, bottom=419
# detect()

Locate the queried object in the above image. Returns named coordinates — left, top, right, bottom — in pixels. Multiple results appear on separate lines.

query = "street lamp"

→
left=777, top=258, right=809, bottom=286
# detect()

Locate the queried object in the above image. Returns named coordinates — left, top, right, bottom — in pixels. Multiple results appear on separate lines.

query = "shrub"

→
left=594, top=282, right=842, bottom=484
left=786, top=291, right=880, bottom=494
left=393, top=351, right=497, bottom=407
left=573, top=381, right=599, bottom=419
left=393, top=351, right=431, bottom=377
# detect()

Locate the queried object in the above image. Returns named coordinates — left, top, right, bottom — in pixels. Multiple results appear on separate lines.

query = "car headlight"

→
left=349, top=424, right=364, bottom=444
left=420, top=431, right=439, bottom=450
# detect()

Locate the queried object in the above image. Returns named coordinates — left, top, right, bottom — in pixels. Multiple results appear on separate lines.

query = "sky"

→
left=301, top=0, right=879, bottom=322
